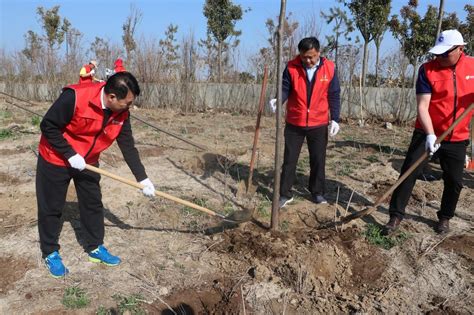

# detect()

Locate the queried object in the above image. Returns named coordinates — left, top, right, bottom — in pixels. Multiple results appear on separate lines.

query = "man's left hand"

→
left=139, top=178, right=155, bottom=197
left=329, top=120, right=340, bottom=137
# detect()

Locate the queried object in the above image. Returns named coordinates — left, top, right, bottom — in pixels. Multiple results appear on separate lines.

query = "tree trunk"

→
left=218, top=41, right=222, bottom=83
left=375, top=40, right=381, bottom=87
left=272, top=0, right=287, bottom=230
left=412, top=60, right=418, bottom=89
left=435, top=0, right=445, bottom=43
left=334, top=33, right=339, bottom=71
left=361, top=40, right=369, bottom=87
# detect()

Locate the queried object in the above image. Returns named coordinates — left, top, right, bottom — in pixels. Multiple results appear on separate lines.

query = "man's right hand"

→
left=68, top=154, right=86, bottom=171
left=268, top=98, right=277, bottom=113
left=425, top=134, right=440, bottom=155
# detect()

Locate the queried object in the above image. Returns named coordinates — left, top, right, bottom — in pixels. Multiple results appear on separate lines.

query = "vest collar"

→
left=86, top=83, right=106, bottom=110
left=290, top=56, right=325, bottom=68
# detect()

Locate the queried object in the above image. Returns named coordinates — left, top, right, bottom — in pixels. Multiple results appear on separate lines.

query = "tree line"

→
left=0, top=0, right=472, bottom=91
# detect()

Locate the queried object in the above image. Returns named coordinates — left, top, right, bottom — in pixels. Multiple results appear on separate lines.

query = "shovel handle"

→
left=84, top=164, right=225, bottom=218
left=341, top=102, right=474, bottom=222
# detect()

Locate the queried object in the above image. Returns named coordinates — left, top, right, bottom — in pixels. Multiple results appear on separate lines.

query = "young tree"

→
left=198, top=33, right=218, bottom=81
left=320, top=0, right=355, bottom=71
left=389, top=1, right=441, bottom=87
left=22, top=31, right=43, bottom=64
left=63, top=26, right=83, bottom=82
left=122, top=4, right=142, bottom=66
left=253, top=14, right=298, bottom=83
left=372, top=1, right=391, bottom=86
left=90, top=37, right=121, bottom=73
left=202, top=0, right=243, bottom=82
left=159, top=24, right=180, bottom=81
left=459, top=5, right=473, bottom=55
left=36, top=6, right=67, bottom=51
left=22, top=6, right=70, bottom=81
left=181, top=31, right=198, bottom=82
left=346, top=0, right=391, bottom=87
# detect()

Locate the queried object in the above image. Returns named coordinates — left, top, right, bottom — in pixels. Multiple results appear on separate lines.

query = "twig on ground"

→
left=2, top=219, right=37, bottom=228
left=127, top=271, right=177, bottom=315
left=282, top=290, right=288, bottom=315
left=334, top=186, right=340, bottom=232
left=341, top=188, right=355, bottom=231
left=227, top=275, right=248, bottom=302
left=418, top=234, right=449, bottom=261
left=241, top=284, right=246, bottom=315
left=198, top=239, right=223, bottom=260
left=29, top=145, right=38, bottom=157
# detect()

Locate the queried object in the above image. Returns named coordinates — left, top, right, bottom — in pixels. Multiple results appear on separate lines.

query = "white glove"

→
left=268, top=98, right=277, bottom=113
left=67, top=154, right=86, bottom=171
left=425, top=134, right=440, bottom=155
left=139, top=178, right=155, bottom=197
left=90, top=69, right=95, bottom=76
left=329, top=120, right=340, bottom=137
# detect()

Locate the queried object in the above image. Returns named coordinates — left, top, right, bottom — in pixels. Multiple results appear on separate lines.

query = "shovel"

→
left=246, top=65, right=269, bottom=194
left=340, top=102, right=474, bottom=224
left=84, top=164, right=252, bottom=223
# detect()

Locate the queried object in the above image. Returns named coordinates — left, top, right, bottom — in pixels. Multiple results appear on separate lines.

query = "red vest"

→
left=114, top=59, right=126, bottom=73
left=39, top=82, right=129, bottom=167
left=286, top=56, right=335, bottom=127
left=415, top=53, right=474, bottom=141
left=79, top=64, right=93, bottom=84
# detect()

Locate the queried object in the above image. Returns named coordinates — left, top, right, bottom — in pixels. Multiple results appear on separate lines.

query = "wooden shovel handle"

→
left=84, top=164, right=225, bottom=218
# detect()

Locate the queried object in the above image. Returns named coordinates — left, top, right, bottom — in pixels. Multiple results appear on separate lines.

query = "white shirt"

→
left=305, top=59, right=320, bottom=82
left=100, top=87, right=107, bottom=109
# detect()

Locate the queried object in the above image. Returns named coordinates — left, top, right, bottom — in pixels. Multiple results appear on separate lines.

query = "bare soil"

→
left=0, top=98, right=473, bottom=314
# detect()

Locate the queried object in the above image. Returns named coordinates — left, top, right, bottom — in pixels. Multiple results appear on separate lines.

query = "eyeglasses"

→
left=434, top=46, right=458, bottom=58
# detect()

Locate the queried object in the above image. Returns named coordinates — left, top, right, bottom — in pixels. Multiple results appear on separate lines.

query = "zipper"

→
left=305, top=61, right=321, bottom=127
left=449, top=68, right=457, bottom=141
left=84, top=111, right=113, bottom=159
left=305, top=67, right=310, bottom=127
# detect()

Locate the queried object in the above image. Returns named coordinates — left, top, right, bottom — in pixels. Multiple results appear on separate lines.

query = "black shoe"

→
left=382, top=216, right=401, bottom=236
left=435, top=218, right=450, bottom=234
left=279, top=196, right=294, bottom=208
left=312, top=195, right=327, bottom=204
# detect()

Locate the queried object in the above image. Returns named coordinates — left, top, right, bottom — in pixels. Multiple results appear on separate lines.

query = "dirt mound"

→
left=205, top=225, right=390, bottom=312
left=153, top=277, right=250, bottom=314
left=440, top=234, right=474, bottom=260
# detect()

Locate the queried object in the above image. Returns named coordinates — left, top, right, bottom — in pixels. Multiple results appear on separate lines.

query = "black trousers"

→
left=36, top=155, right=104, bottom=257
left=389, top=130, right=467, bottom=220
left=280, top=124, right=328, bottom=198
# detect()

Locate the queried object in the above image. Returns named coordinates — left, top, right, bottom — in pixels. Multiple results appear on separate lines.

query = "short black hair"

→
left=298, top=37, right=320, bottom=53
left=104, top=71, right=140, bottom=99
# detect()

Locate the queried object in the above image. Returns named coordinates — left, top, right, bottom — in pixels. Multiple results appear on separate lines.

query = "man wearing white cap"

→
left=79, top=60, right=99, bottom=84
left=383, top=29, right=474, bottom=235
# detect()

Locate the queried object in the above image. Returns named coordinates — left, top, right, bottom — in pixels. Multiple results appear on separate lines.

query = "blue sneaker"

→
left=45, top=251, right=69, bottom=278
left=88, top=245, right=121, bottom=266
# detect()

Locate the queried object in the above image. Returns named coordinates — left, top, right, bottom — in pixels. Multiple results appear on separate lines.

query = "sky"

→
left=0, top=0, right=470, bottom=70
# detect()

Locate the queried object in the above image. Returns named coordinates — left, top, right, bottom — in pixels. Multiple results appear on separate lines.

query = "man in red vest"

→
left=384, top=29, right=474, bottom=235
left=271, top=37, right=341, bottom=208
left=37, top=72, right=156, bottom=277
left=78, top=60, right=99, bottom=84
left=114, top=58, right=126, bottom=73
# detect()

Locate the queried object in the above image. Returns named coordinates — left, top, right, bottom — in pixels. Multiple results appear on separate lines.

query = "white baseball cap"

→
left=429, top=29, right=466, bottom=55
